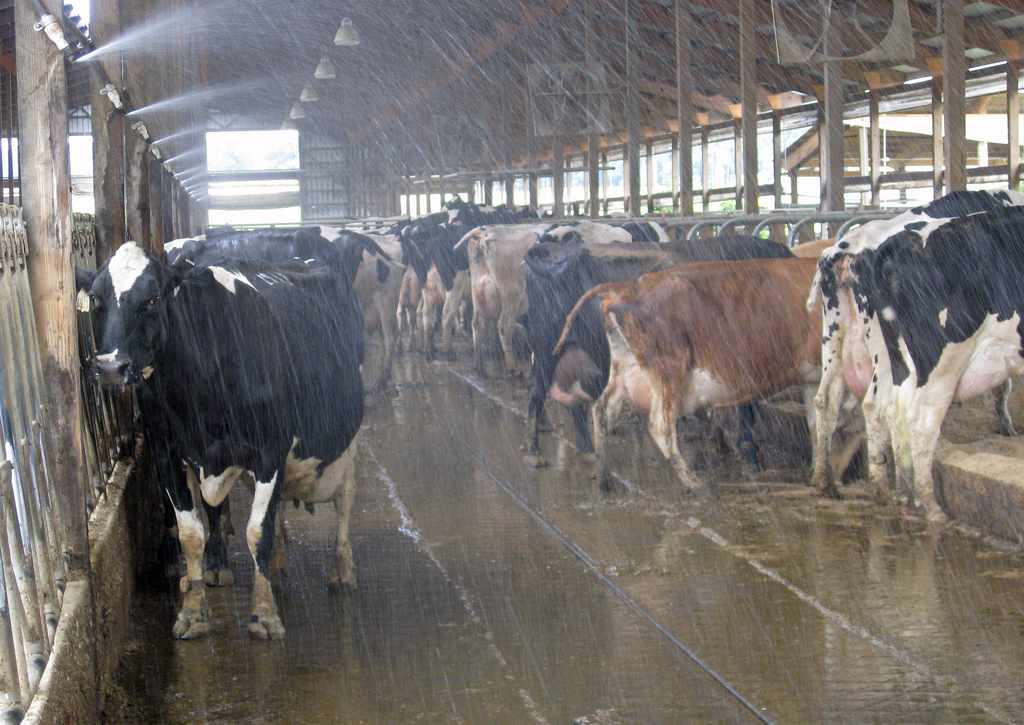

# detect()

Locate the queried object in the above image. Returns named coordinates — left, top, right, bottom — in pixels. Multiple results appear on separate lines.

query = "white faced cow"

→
left=77, top=241, right=364, bottom=640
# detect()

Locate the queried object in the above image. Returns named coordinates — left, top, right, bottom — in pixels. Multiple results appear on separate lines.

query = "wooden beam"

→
left=740, top=0, right=758, bottom=213
left=944, top=0, right=967, bottom=191
left=676, top=0, right=694, bottom=215
left=16, top=0, right=89, bottom=569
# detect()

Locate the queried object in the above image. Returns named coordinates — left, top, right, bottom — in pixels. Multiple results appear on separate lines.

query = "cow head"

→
left=76, top=241, right=177, bottom=387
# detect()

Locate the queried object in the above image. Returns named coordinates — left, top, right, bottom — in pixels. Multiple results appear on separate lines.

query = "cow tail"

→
left=554, top=286, right=605, bottom=356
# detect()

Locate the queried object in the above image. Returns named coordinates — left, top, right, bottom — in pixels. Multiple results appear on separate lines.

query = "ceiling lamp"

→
left=334, top=18, right=360, bottom=46
left=289, top=103, right=305, bottom=120
left=281, top=119, right=297, bottom=131
left=300, top=84, right=318, bottom=102
left=314, top=56, right=336, bottom=80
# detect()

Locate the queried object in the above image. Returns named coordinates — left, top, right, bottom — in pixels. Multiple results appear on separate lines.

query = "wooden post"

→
left=16, top=0, right=89, bottom=570
left=585, top=17, right=602, bottom=218
left=943, top=0, right=966, bottom=192
left=733, top=115, right=743, bottom=210
left=552, top=140, right=565, bottom=217
left=740, top=0, right=758, bottom=213
left=147, top=156, right=165, bottom=254
left=645, top=139, right=654, bottom=213
left=90, top=0, right=126, bottom=262
left=869, top=88, right=881, bottom=206
left=1004, top=43, right=1021, bottom=189
left=772, top=108, right=783, bottom=209
left=700, top=121, right=711, bottom=210
left=820, top=58, right=845, bottom=216
left=675, top=0, right=693, bottom=216
left=625, top=0, right=641, bottom=215
left=928, top=59, right=944, bottom=196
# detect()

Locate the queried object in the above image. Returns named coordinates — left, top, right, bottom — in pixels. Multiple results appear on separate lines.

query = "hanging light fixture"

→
left=289, top=103, right=305, bottom=120
left=314, top=56, right=336, bottom=80
left=334, top=18, right=360, bottom=46
left=300, top=84, right=318, bottom=102
left=281, top=119, right=297, bottom=131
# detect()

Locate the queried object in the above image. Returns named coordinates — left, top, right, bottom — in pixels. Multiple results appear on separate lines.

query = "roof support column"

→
left=1004, top=43, right=1020, bottom=190
left=552, top=140, right=564, bottom=217
left=739, top=0, right=758, bottom=213
left=869, top=88, right=881, bottom=207
left=15, top=0, right=89, bottom=569
left=732, top=114, right=742, bottom=210
left=675, top=0, right=693, bottom=216
left=820, top=57, right=845, bottom=215
left=625, top=0, right=641, bottom=215
left=700, top=119, right=710, bottom=211
left=91, top=0, right=126, bottom=262
left=942, top=0, right=966, bottom=192
left=771, top=107, right=782, bottom=210
left=928, top=60, right=944, bottom=196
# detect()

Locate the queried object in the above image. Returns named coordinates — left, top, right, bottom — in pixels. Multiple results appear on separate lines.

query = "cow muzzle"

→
left=92, top=354, right=137, bottom=386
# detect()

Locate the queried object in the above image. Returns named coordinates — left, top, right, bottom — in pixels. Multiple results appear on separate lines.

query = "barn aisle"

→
left=107, top=353, right=1024, bottom=725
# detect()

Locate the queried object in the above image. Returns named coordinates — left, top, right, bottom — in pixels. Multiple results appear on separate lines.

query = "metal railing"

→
left=0, top=209, right=131, bottom=722
left=0, top=206, right=66, bottom=723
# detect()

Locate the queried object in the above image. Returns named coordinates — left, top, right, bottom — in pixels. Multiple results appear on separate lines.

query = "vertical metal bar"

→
left=739, top=0, right=758, bottom=213
left=1007, top=54, right=1020, bottom=190
left=0, top=511, right=24, bottom=725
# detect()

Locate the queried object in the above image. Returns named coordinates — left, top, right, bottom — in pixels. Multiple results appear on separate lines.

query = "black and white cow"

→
left=77, top=241, right=364, bottom=640
left=808, top=189, right=1024, bottom=500
left=850, top=205, right=1024, bottom=521
left=523, top=235, right=795, bottom=466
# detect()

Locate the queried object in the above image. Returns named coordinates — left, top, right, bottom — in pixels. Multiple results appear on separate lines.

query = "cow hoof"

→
left=327, top=578, right=357, bottom=595
left=173, top=616, right=211, bottom=640
left=204, top=568, right=235, bottom=587
left=580, top=452, right=597, bottom=464
left=523, top=454, right=548, bottom=469
left=248, top=614, right=286, bottom=641
left=924, top=508, right=950, bottom=525
left=819, top=483, right=842, bottom=500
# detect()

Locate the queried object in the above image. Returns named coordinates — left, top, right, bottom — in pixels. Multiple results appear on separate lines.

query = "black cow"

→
left=523, top=236, right=795, bottom=467
left=77, top=241, right=364, bottom=640
left=850, top=205, right=1024, bottom=522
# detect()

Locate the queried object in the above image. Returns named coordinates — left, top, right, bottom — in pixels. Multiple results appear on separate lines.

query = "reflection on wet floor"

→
left=109, top=352, right=1024, bottom=724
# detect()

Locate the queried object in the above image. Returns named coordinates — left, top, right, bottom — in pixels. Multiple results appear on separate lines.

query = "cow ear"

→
left=75, top=266, right=97, bottom=292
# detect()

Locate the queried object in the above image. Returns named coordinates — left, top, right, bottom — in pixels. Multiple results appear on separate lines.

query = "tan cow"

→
left=557, top=257, right=822, bottom=492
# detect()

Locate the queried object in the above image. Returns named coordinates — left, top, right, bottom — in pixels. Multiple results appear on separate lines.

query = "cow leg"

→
left=202, top=497, right=235, bottom=587
left=995, top=378, right=1017, bottom=437
left=328, top=443, right=359, bottom=592
left=897, top=380, right=952, bottom=523
left=370, top=298, right=396, bottom=391
left=440, top=289, right=459, bottom=359
left=523, top=381, right=546, bottom=460
left=647, top=393, right=705, bottom=494
left=592, top=379, right=629, bottom=491
left=572, top=404, right=595, bottom=459
left=862, top=370, right=895, bottom=505
left=497, top=314, right=527, bottom=378
left=150, top=446, right=210, bottom=639
left=246, top=472, right=286, bottom=640
left=471, top=310, right=488, bottom=377
left=811, top=329, right=843, bottom=497
left=736, top=403, right=760, bottom=469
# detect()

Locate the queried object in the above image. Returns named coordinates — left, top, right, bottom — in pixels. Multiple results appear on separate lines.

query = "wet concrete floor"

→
left=110, top=351, right=1024, bottom=724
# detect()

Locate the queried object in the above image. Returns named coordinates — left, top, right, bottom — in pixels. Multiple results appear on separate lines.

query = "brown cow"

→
left=556, top=257, right=822, bottom=492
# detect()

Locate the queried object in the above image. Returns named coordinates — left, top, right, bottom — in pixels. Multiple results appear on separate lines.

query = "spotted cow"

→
left=850, top=205, right=1024, bottom=521
left=77, top=242, right=364, bottom=640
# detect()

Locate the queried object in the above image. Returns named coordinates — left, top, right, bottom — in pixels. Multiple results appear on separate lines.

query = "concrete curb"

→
left=23, top=452, right=136, bottom=725
left=935, top=437, right=1024, bottom=544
